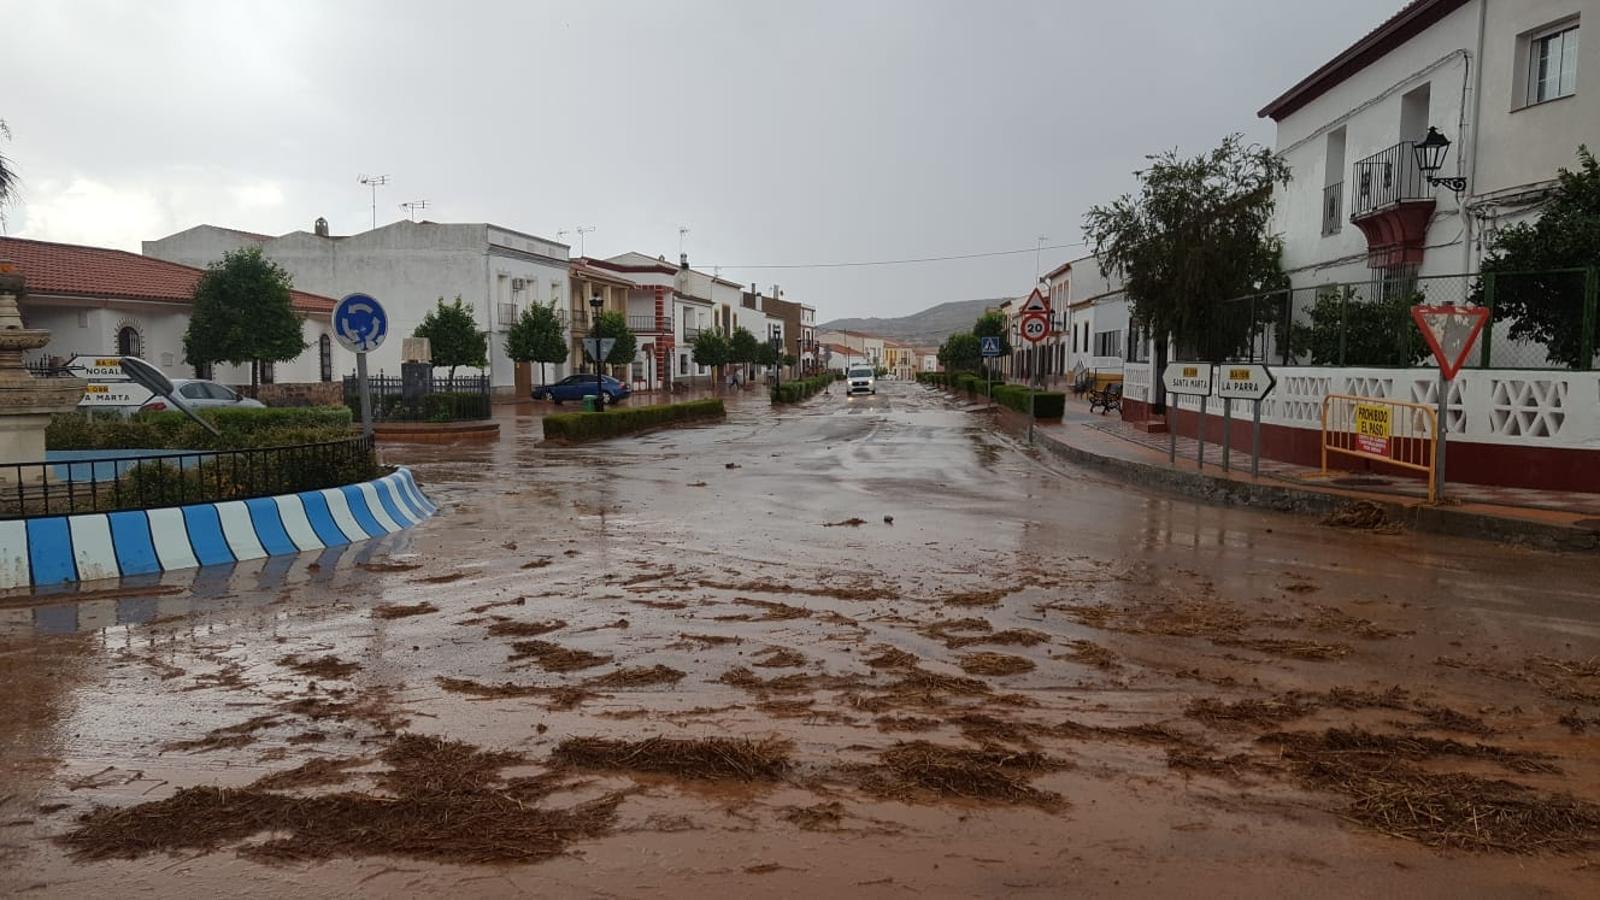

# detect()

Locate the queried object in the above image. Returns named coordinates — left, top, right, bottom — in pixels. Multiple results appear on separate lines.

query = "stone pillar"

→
left=0, top=262, right=88, bottom=478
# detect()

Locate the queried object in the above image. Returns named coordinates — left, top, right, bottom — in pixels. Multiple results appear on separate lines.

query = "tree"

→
left=938, top=333, right=982, bottom=372
left=1470, top=146, right=1600, bottom=368
left=972, top=311, right=1011, bottom=357
left=691, top=328, right=732, bottom=383
left=415, top=297, right=488, bottom=384
left=183, top=246, right=307, bottom=389
left=755, top=341, right=779, bottom=368
left=593, top=310, right=636, bottom=368
left=1292, top=286, right=1429, bottom=367
left=505, top=303, right=568, bottom=386
left=0, top=120, right=15, bottom=225
left=729, top=326, right=759, bottom=379
left=1083, top=133, right=1289, bottom=364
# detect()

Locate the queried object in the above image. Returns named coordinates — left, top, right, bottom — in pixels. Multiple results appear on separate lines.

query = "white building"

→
left=3, top=236, right=339, bottom=398
left=145, top=220, right=571, bottom=395
left=1262, top=0, right=1597, bottom=285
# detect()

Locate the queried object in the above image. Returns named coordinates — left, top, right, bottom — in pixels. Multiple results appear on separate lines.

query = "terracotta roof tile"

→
left=0, top=236, right=335, bottom=313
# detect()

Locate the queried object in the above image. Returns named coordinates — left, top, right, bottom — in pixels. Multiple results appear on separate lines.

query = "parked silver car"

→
left=140, top=379, right=265, bottom=413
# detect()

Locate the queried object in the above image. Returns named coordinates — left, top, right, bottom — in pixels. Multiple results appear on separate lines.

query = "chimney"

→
left=679, top=253, right=689, bottom=270
left=314, top=217, right=329, bottom=237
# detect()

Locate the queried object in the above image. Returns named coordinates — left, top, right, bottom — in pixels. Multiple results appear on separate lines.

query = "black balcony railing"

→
left=1322, top=182, right=1343, bottom=236
left=683, top=325, right=704, bottom=342
left=1350, top=141, right=1430, bottom=219
left=627, top=315, right=673, bottom=333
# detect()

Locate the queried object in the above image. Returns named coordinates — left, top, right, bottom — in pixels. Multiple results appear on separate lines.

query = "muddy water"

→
left=3, top=384, right=1599, bottom=897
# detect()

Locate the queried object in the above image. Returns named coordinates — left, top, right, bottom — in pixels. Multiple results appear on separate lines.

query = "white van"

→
left=846, top=365, right=876, bottom=396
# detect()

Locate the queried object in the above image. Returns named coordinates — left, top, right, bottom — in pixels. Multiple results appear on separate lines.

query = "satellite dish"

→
left=119, top=356, right=220, bottom=437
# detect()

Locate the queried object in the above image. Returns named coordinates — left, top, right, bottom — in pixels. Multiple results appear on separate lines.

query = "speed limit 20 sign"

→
left=1020, top=313, right=1050, bottom=344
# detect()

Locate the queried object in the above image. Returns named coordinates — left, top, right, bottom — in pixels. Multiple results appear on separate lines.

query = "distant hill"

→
left=817, top=298, right=1002, bottom=347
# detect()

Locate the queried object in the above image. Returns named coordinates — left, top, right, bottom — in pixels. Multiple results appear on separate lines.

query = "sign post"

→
left=333, top=293, right=390, bottom=441
left=1410, top=304, right=1489, bottom=500
left=979, top=336, right=1003, bottom=412
left=1018, top=287, right=1052, bottom=445
left=1216, top=364, right=1276, bottom=476
left=1162, top=362, right=1214, bottom=469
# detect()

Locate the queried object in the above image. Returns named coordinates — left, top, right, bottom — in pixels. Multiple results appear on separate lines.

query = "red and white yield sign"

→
left=1411, top=304, right=1490, bottom=380
left=1019, top=286, right=1051, bottom=344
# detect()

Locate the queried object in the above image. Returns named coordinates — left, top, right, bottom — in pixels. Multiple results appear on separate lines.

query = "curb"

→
left=983, top=406, right=1600, bottom=554
left=0, top=468, right=438, bottom=590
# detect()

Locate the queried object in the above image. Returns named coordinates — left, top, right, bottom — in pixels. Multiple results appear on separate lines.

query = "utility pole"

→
left=358, top=174, right=389, bottom=230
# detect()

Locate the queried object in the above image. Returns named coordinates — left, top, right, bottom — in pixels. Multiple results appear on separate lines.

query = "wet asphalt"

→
left=2, top=381, right=1599, bottom=897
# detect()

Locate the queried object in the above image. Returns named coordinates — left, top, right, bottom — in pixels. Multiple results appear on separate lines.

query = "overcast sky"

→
left=3, top=0, right=1402, bottom=323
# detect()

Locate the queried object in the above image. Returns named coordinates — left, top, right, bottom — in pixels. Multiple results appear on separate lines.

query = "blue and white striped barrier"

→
left=0, top=468, right=435, bottom=590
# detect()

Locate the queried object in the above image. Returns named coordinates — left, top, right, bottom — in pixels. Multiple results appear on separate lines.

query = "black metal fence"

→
left=1209, top=268, right=1599, bottom=369
left=0, top=436, right=377, bottom=520
left=343, top=373, right=492, bottom=422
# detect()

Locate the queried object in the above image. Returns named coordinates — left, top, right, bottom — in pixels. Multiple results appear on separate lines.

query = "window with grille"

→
left=319, top=334, right=333, bottom=382
left=1094, top=330, right=1122, bottom=358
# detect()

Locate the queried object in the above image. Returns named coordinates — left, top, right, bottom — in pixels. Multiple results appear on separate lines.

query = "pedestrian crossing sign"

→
left=980, top=336, right=1002, bottom=357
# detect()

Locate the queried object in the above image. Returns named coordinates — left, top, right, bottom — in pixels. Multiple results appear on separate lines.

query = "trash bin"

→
left=582, top=395, right=597, bottom=412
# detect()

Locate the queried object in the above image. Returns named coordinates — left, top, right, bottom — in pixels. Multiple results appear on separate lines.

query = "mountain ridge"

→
left=817, top=297, right=1002, bottom=347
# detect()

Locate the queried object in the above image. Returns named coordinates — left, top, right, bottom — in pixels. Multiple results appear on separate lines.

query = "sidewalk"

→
left=987, top=394, right=1600, bottom=551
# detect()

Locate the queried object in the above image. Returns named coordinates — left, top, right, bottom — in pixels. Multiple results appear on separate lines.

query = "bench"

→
left=1069, top=371, right=1093, bottom=398
left=1088, top=382, right=1122, bottom=415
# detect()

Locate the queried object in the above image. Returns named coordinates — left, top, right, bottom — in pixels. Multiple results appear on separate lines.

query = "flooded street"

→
left=4, top=382, right=1600, bottom=897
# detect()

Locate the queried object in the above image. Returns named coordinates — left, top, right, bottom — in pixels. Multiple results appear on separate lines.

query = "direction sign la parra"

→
left=1162, top=362, right=1213, bottom=396
left=1216, top=364, right=1276, bottom=401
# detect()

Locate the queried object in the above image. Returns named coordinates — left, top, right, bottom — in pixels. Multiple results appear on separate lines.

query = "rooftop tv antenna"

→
left=357, top=174, right=389, bottom=229
left=678, top=225, right=690, bottom=257
left=574, top=225, right=595, bottom=256
left=400, top=200, right=429, bottom=221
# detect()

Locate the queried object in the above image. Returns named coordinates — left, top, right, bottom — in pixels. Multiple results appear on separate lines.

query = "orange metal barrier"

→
left=1320, top=393, right=1438, bottom=503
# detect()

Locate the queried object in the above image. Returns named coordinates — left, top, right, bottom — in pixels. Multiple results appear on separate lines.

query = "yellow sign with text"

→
left=1354, top=403, right=1390, bottom=455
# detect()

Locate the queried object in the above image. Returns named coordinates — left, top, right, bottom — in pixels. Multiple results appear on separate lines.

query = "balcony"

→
left=683, top=325, right=705, bottom=342
left=627, top=314, right=673, bottom=333
left=1348, top=140, right=1436, bottom=269
left=1321, top=182, right=1343, bottom=236
left=1349, top=141, right=1429, bottom=219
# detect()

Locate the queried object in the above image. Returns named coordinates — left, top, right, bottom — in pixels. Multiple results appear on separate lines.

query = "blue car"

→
left=532, top=374, right=631, bottom=405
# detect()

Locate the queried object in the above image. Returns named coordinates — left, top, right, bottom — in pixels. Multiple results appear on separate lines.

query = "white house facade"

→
left=144, top=220, right=571, bottom=395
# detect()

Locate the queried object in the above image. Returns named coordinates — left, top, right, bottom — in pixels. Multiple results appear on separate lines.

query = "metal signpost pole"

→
left=1251, top=399, right=1263, bottom=478
left=332, top=293, right=388, bottom=445
left=356, top=351, right=373, bottom=440
left=1221, top=397, right=1231, bottom=473
left=1435, top=371, right=1448, bottom=500
left=1196, top=396, right=1206, bottom=471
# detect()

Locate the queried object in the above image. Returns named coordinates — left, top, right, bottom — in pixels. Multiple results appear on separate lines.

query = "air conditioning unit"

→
left=512, top=278, right=527, bottom=292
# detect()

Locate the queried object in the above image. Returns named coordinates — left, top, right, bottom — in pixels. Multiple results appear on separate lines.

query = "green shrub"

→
left=108, top=441, right=378, bottom=509
left=543, top=399, right=725, bottom=443
left=47, top=406, right=354, bottom=451
left=989, top=384, right=1066, bottom=419
left=771, top=373, right=837, bottom=404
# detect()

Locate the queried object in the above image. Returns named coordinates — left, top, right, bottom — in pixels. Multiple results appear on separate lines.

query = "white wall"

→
left=146, top=221, right=570, bottom=387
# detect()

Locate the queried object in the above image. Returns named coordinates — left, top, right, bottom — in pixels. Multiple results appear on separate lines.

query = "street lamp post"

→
left=770, top=333, right=782, bottom=394
left=590, top=293, right=605, bottom=411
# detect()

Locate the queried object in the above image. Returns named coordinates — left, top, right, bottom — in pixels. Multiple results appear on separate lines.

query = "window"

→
left=1094, top=330, right=1122, bottom=358
left=260, top=361, right=276, bottom=384
left=679, top=353, right=689, bottom=376
left=116, top=325, right=141, bottom=357
left=206, top=383, right=237, bottom=401
left=1527, top=24, right=1580, bottom=105
left=193, top=361, right=214, bottom=379
left=319, top=334, right=333, bottom=382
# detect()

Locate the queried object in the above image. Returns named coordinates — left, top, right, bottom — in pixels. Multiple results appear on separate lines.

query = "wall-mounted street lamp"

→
left=1412, top=127, right=1467, bottom=193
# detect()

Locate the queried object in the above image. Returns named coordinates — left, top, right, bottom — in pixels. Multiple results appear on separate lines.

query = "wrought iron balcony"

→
left=1350, top=141, right=1431, bottom=220
left=683, top=325, right=705, bottom=342
left=1321, top=182, right=1343, bottom=236
left=627, top=315, right=673, bottom=333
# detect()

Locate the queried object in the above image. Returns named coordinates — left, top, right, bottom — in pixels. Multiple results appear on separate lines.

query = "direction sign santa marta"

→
left=1162, top=362, right=1213, bottom=396
left=333, top=293, right=389, bottom=354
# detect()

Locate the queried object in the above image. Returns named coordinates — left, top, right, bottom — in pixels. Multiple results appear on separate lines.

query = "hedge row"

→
left=48, top=406, right=355, bottom=451
left=916, top=372, right=1065, bottom=419
left=772, top=373, right=836, bottom=404
left=542, top=398, right=725, bottom=443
